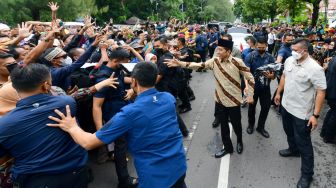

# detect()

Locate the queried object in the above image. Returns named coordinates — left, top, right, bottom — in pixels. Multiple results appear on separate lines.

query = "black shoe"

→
left=279, top=149, right=300, bottom=157
left=246, top=126, right=254, bottom=134
left=182, top=130, right=189, bottom=137
left=215, top=149, right=232, bottom=158
left=256, top=128, right=270, bottom=138
left=297, top=176, right=312, bottom=188
left=323, top=137, right=336, bottom=144
left=179, top=107, right=192, bottom=114
left=118, top=177, right=139, bottom=188
left=236, top=142, right=243, bottom=154
left=212, top=118, right=220, bottom=128
left=189, top=95, right=196, bottom=101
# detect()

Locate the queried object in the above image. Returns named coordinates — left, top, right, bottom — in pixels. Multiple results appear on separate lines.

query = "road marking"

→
left=217, top=123, right=232, bottom=188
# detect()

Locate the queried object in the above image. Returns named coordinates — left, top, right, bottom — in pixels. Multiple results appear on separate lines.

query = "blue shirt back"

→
left=0, top=94, right=88, bottom=179
left=96, top=88, right=187, bottom=188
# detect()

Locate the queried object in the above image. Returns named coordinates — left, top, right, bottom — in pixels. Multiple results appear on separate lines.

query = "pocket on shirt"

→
left=296, top=73, right=310, bottom=91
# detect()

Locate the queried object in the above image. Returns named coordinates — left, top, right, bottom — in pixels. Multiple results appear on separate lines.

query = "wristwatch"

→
left=313, top=113, right=320, bottom=119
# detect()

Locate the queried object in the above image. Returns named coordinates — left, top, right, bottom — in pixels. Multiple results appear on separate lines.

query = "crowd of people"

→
left=0, top=2, right=335, bottom=188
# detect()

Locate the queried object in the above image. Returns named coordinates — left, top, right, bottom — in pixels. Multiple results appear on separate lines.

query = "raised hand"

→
left=124, top=89, right=136, bottom=101
left=0, top=45, right=9, bottom=53
left=48, top=2, right=59, bottom=12
left=164, top=58, right=182, bottom=67
left=95, top=72, right=119, bottom=91
left=18, top=22, right=33, bottom=39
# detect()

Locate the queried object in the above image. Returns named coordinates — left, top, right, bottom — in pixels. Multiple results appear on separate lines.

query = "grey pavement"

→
left=89, top=70, right=336, bottom=188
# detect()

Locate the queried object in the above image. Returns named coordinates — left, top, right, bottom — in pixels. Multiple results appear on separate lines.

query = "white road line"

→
left=217, top=123, right=233, bottom=188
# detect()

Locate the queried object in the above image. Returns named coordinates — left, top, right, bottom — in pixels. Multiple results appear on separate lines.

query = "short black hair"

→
left=11, top=63, right=50, bottom=92
left=131, top=62, right=158, bottom=87
left=256, top=37, right=267, bottom=44
left=0, top=52, right=13, bottom=59
left=221, top=33, right=233, bottom=41
left=245, top=36, right=256, bottom=44
left=177, top=37, right=186, bottom=45
left=283, top=33, right=293, bottom=39
left=154, top=36, right=168, bottom=45
left=108, top=48, right=130, bottom=60
left=292, top=38, right=309, bottom=50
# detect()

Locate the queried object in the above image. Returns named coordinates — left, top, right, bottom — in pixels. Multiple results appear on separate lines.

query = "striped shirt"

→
left=182, top=56, right=255, bottom=107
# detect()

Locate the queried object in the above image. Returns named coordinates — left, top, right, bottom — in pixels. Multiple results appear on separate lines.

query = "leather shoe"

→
left=179, top=107, right=192, bottom=114
left=246, top=126, right=254, bottom=134
left=297, top=176, right=312, bottom=188
left=189, top=95, right=196, bottom=101
left=236, top=142, right=243, bottom=154
left=212, top=118, right=220, bottom=128
left=215, top=149, right=232, bottom=158
left=181, top=130, right=189, bottom=137
left=256, top=128, right=270, bottom=138
left=279, top=149, right=300, bottom=157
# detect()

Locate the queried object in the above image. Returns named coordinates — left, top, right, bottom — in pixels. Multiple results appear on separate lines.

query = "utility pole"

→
left=325, top=0, right=328, bottom=24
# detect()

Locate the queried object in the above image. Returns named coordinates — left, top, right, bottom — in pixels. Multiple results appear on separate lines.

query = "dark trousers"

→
left=248, top=88, right=271, bottom=129
left=268, top=43, right=274, bottom=54
left=196, top=50, right=207, bottom=62
left=171, top=173, right=187, bottom=188
left=216, top=103, right=242, bottom=152
left=114, top=136, right=130, bottom=184
left=321, top=101, right=336, bottom=140
left=281, top=107, right=314, bottom=178
left=209, top=48, right=216, bottom=58
left=177, top=81, right=191, bottom=109
left=14, top=166, right=89, bottom=188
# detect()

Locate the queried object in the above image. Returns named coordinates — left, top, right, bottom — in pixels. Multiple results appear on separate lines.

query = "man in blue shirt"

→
left=208, top=27, right=219, bottom=58
left=0, top=64, right=89, bottom=187
left=92, top=48, right=137, bottom=187
left=276, top=33, right=294, bottom=65
left=245, top=37, right=275, bottom=138
left=48, top=62, right=187, bottom=188
left=242, top=36, right=256, bottom=62
left=40, top=35, right=101, bottom=90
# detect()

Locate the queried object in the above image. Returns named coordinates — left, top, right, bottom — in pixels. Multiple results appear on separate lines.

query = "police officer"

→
left=245, top=37, right=275, bottom=138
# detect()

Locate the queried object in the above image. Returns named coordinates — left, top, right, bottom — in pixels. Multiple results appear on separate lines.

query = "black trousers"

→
left=248, top=88, right=271, bottom=129
left=114, top=136, right=130, bottom=185
left=14, top=166, right=89, bottom=188
left=177, top=81, right=191, bottom=109
left=321, top=101, right=336, bottom=140
left=268, top=43, right=274, bottom=54
left=196, top=50, right=207, bottom=62
left=171, top=173, right=187, bottom=188
left=216, top=103, right=242, bottom=152
left=209, top=48, right=216, bottom=58
left=281, top=107, right=314, bottom=178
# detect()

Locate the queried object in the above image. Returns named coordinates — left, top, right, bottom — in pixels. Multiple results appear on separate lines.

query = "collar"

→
left=135, top=88, right=157, bottom=101
left=294, top=55, right=310, bottom=67
left=16, top=94, right=50, bottom=107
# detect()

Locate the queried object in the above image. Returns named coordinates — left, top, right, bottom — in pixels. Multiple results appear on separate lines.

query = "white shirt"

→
left=267, top=33, right=275, bottom=44
left=282, top=56, right=327, bottom=120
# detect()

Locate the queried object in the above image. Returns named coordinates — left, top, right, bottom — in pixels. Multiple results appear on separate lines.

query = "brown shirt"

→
left=182, top=56, right=255, bottom=107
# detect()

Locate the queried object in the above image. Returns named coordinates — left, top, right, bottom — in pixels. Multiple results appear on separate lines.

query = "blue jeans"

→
left=281, top=107, right=314, bottom=178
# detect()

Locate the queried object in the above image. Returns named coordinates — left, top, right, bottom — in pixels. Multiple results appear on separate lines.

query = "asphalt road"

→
left=88, top=70, right=336, bottom=188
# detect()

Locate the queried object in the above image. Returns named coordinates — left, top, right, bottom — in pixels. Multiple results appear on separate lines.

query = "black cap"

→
left=218, top=38, right=233, bottom=50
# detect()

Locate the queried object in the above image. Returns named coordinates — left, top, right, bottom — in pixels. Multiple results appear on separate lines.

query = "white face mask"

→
left=291, top=51, right=303, bottom=60
left=61, top=56, right=73, bottom=66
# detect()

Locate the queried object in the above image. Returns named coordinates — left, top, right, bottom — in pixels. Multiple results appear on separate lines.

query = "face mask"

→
left=258, top=49, right=266, bottom=54
left=291, top=51, right=302, bottom=60
left=285, top=42, right=291, bottom=47
left=61, top=56, right=73, bottom=66
left=154, top=48, right=164, bottom=57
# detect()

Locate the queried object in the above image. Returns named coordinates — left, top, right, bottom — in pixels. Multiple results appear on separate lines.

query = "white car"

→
left=228, top=27, right=252, bottom=52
